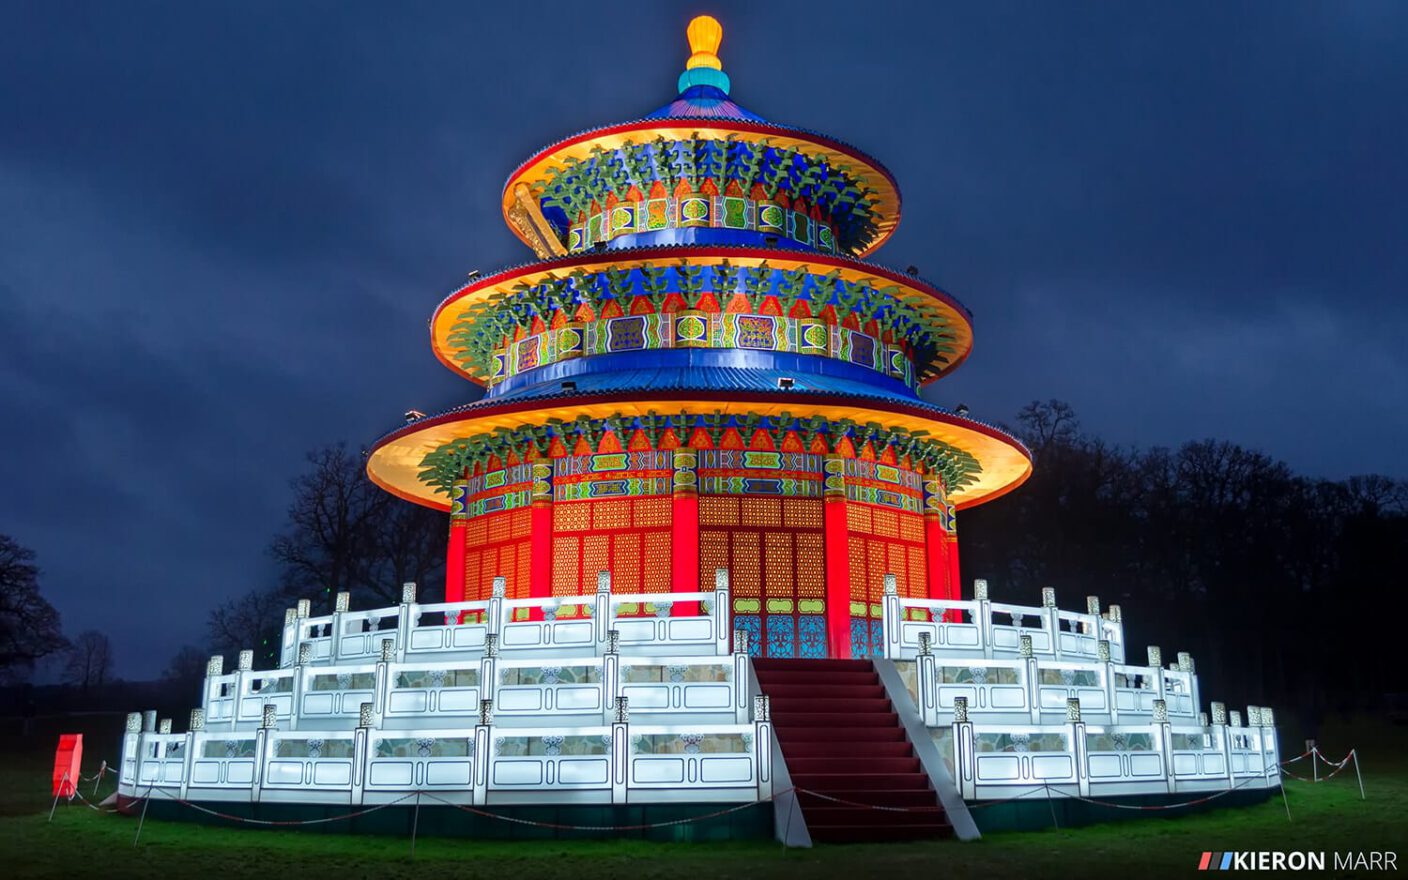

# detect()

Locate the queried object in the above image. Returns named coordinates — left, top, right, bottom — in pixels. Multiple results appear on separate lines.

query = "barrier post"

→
left=180, top=709, right=203, bottom=801
left=396, top=583, right=417, bottom=664
left=1146, top=646, right=1166, bottom=712
left=611, top=697, right=629, bottom=805
left=754, top=695, right=773, bottom=800
left=1042, top=587, right=1060, bottom=660
left=603, top=630, right=620, bottom=725
left=1069, top=698, right=1089, bottom=797
left=917, top=632, right=938, bottom=727
left=1021, top=634, right=1040, bottom=724
left=473, top=700, right=492, bottom=805
left=973, top=580, right=993, bottom=659
left=329, top=590, right=350, bottom=663
left=480, top=633, right=499, bottom=716
left=1098, top=640, right=1119, bottom=724
left=1211, top=702, right=1233, bottom=790
left=714, top=568, right=731, bottom=655
left=353, top=702, right=372, bottom=805
left=1153, top=698, right=1175, bottom=793
left=953, top=697, right=976, bottom=799
left=594, top=571, right=611, bottom=648
left=732, top=630, right=750, bottom=723
left=883, top=574, right=902, bottom=658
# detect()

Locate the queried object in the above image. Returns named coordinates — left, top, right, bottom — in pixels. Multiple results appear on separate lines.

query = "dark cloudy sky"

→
left=2, top=1, right=1404, bottom=679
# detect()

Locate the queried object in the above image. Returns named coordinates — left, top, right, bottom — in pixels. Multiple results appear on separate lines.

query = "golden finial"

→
left=686, top=15, right=723, bottom=71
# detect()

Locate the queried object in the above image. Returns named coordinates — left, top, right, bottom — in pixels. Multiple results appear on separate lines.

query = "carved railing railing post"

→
left=1069, top=697, right=1089, bottom=796
left=602, top=629, right=620, bottom=725
left=1147, top=645, right=1166, bottom=713
left=732, top=629, right=750, bottom=723
left=594, top=571, right=612, bottom=648
left=953, top=696, right=976, bottom=799
left=1210, top=701, right=1233, bottom=789
left=714, top=567, right=731, bottom=655
left=472, top=699, right=492, bottom=805
left=329, top=590, right=350, bottom=664
left=973, top=579, right=993, bottom=659
left=753, top=694, right=773, bottom=800
left=1020, top=634, right=1040, bottom=724
left=611, top=697, right=629, bottom=805
left=279, top=607, right=298, bottom=669
left=395, top=582, right=417, bottom=664
left=1098, top=639, right=1118, bottom=725
left=917, top=631, right=938, bottom=726
left=1042, top=587, right=1060, bottom=660
left=1152, top=698, right=1174, bottom=793
left=882, top=573, right=901, bottom=658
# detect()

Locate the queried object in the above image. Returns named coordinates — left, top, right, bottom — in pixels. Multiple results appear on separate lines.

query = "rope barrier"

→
left=421, top=790, right=775, bottom=831
left=141, top=791, right=421, bottom=827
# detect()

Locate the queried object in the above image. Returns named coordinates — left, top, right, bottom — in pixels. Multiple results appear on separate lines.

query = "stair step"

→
left=792, top=772, right=931, bottom=792
left=768, top=697, right=892, bottom=715
left=753, top=658, right=873, bottom=673
left=786, top=757, right=921, bottom=775
left=771, top=712, right=899, bottom=728
left=807, top=824, right=953, bottom=843
left=774, top=726, right=906, bottom=743
left=754, top=671, right=879, bottom=687
left=796, top=788, right=941, bottom=808
left=803, top=805, right=947, bottom=827
left=759, top=683, right=887, bottom=700
left=782, top=740, right=914, bottom=758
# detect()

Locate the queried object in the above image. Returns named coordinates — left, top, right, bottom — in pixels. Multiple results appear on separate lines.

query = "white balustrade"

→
left=882, top=590, right=1127, bottom=664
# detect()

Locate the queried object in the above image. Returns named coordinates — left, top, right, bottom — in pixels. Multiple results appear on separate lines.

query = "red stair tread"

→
left=758, top=657, right=948, bottom=843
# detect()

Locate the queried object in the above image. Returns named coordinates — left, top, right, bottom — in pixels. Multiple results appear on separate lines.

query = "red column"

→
left=671, top=449, right=701, bottom=615
left=823, top=455, right=852, bottom=658
left=946, top=516, right=962, bottom=601
left=445, top=480, right=469, bottom=604
left=529, top=461, right=553, bottom=601
left=922, top=476, right=950, bottom=602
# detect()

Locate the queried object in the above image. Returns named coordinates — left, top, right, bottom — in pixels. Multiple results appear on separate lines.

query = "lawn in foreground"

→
left=0, top=714, right=1401, bottom=879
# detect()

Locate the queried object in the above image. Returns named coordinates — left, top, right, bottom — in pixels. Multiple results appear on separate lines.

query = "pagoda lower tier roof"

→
left=366, top=370, right=1031, bottom=513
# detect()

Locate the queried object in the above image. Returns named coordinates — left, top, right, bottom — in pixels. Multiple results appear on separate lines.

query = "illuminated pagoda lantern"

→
left=115, top=17, right=1282, bottom=842
left=367, top=15, right=1032, bottom=658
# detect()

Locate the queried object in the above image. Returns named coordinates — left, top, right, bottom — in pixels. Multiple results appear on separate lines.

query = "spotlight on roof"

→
left=777, top=376, right=796, bottom=390
left=763, top=234, right=779, bottom=247
left=404, top=409, right=427, bottom=423
left=955, top=404, right=970, bottom=417
left=466, top=269, right=480, bottom=280
left=906, top=265, right=919, bottom=276
left=561, top=380, right=578, bottom=393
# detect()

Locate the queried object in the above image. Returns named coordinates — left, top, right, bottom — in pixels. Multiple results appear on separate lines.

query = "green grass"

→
left=1, top=714, right=1402, bottom=879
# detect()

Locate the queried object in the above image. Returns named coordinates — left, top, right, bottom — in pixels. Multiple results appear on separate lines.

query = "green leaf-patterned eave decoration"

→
left=531, top=135, right=880, bottom=253
left=415, top=411, right=983, bottom=498
left=441, top=260, right=957, bottom=379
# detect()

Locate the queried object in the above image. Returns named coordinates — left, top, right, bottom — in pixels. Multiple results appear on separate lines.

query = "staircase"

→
left=754, top=657, right=951, bottom=843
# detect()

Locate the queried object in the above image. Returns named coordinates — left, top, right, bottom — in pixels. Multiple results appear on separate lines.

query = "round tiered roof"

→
left=367, top=16, right=1032, bottom=512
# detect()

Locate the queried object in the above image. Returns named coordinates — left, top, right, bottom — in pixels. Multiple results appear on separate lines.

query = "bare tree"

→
left=270, top=444, right=445, bottom=607
left=0, top=534, right=66, bottom=682
left=62, top=630, right=113, bottom=691
left=207, top=587, right=286, bottom=664
left=163, top=644, right=210, bottom=689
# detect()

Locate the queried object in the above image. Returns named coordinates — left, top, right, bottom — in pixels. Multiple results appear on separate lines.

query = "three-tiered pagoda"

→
left=367, top=15, right=1032, bottom=659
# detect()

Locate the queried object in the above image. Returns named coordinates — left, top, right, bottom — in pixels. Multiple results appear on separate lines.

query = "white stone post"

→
left=611, top=697, right=629, bottom=805
left=1042, top=587, right=1061, bottom=660
left=329, top=591, right=349, bottom=663
left=714, top=568, right=731, bottom=655
left=753, top=694, right=773, bottom=800
left=1152, top=698, right=1175, bottom=793
left=232, top=651, right=253, bottom=730
left=917, top=631, right=939, bottom=727
left=124, top=712, right=144, bottom=791
left=1020, top=634, right=1041, bottom=723
left=882, top=573, right=901, bottom=658
left=179, top=710, right=201, bottom=801
left=1098, top=639, right=1119, bottom=724
left=202, top=654, right=223, bottom=728
left=1083, top=595, right=1100, bottom=636
left=593, top=571, right=611, bottom=648
left=279, top=607, right=298, bottom=669
left=603, top=629, right=620, bottom=725
left=1211, top=701, right=1233, bottom=789
left=251, top=704, right=276, bottom=802
left=393, top=582, right=416, bottom=664
left=1069, top=697, right=1089, bottom=797
left=952, top=696, right=976, bottom=799
left=973, top=579, right=993, bottom=658
left=1146, top=645, right=1166, bottom=714
left=479, top=633, right=499, bottom=719
left=351, top=701, right=371, bottom=805
left=732, top=630, right=751, bottom=723
left=473, top=699, right=492, bottom=805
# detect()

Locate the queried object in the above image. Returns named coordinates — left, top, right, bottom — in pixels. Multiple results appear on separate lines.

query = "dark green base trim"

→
left=970, top=787, right=1275, bottom=833
left=129, top=798, right=775, bottom=842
